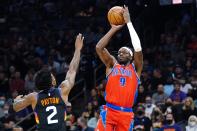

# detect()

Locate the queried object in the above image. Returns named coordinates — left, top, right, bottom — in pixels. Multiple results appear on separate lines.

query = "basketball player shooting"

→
left=10, top=33, right=84, bottom=131
left=95, top=6, right=143, bottom=131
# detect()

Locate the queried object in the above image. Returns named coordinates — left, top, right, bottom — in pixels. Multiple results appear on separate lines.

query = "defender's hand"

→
left=75, top=33, right=84, bottom=51
left=123, top=5, right=131, bottom=23
left=14, top=95, right=24, bottom=103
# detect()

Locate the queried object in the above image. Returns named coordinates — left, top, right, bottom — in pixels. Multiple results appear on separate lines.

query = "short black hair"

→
left=35, top=70, right=52, bottom=91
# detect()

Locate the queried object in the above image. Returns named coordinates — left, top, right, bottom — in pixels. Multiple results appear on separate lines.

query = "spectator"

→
left=163, top=98, right=174, bottom=114
left=66, top=102, right=73, bottom=130
left=181, top=79, right=193, bottom=95
left=151, top=107, right=164, bottom=131
left=8, top=66, right=16, bottom=79
left=0, top=72, right=9, bottom=97
left=24, top=70, right=35, bottom=92
left=0, top=95, right=6, bottom=118
left=141, top=68, right=152, bottom=92
left=134, top=105, right=152, bottom=131
left=181, top=97, right=197, bottom=121
left=48, top=56, right=61, bottom=75
left=87, top=109, right=99, bottom=129
left=77, top=117, right=94, bottom=131
left=173, top=65, right=186, bottom=85
left=88, top=88, right=98, bottom=102
left=184, top=59, right=193, bottom=77
left=164, top=77, right=174, bottom=96
left=185, top=115, right=197, bottom=131
left=170, top=81, right=187, bottom=105
left=87, top=102, right=94, bottom=117
left=9, top=71, right=25, bottom=93
left=0, top=103, right=16, bottom=130
left=190, top=70, right=197, bottom=100
left=160, top=113, right=181, bottom=131
left=145, top=96, right=156, bottom=119
left=135, top=85, right=147, bottom=105
left=69, top=112, right=78, bottom=131
left=152, top=84, right=168, bottom=105
left=150, top=69, right=165, bottom=93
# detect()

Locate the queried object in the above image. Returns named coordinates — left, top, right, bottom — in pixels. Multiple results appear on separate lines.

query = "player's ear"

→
left=129, top=55, right=133, bottom=61
left=51, top=74, right=57, bottom=87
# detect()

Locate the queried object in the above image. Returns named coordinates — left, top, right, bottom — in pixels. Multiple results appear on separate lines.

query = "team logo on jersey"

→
left=112, top=67, right=132, bottom=77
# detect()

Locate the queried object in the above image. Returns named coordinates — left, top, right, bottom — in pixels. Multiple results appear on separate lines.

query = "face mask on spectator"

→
left=137, top=110, right=144, bottom=116
left=0, top=100, right=5, bottom=107
left=154, top=111, right=160, bottom=116
left=4, top=110, right=8, bottom=115
left=158, top=90, right=163, bottom=94
left=146, top=101, right=152, bottom=107
left=166, top=119, right=173, bottom=125
left=165, top=102, right=172, bottom=107
left=188, top=115, right=197, bottom=127
left=189, top=121, right=196, bottom=127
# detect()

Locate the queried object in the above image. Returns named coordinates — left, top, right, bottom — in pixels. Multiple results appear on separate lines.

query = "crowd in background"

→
left=0, top=0, right=196, bottom=131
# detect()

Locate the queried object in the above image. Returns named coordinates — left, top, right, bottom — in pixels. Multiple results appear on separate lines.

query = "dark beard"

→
left=118, top=59, right=130, bottom=65
left=118, top=61, right=127, bottom=65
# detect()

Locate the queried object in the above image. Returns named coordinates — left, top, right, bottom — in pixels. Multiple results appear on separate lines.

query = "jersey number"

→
left=46, top=106, right=58, bottom=124
left=120, top=77, right=126, bottom=86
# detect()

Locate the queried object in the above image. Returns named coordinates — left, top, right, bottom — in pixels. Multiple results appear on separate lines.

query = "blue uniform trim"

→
left=133, top=85, right=139, bottom=105
left=106, top=103, right=133, bottom=112
left=131, top=63, right=140, bottom=106
left=104, top=91, right=106, bottom=100
left=100, top=106, right=107, bottom=127
left=129, top=120, right=134, bottom=131
left=106, top=63, right=117, bottom=80
left=131, top=63, right=141, bottom=83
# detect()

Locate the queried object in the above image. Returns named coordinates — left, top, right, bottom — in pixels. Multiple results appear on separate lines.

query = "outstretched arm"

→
left=96, top=25, right=123, bottom=68
left=123, top=5, right=143, bottom=77
left=13, top=93, right=35, bottom=112
left=60, top=33, right=84, bottom=96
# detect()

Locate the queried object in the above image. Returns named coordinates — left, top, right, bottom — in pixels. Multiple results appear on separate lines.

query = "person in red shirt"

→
left=95, top=6, right=143, bottom=131
left=9, top=71, right=25, bottom=93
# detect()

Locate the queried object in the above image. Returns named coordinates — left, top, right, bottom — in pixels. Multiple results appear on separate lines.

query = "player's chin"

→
left=118, top=59, right=127, bottom=65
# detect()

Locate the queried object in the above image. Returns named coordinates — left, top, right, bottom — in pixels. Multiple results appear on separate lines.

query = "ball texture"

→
left=107, top=6, right=125, bottom=25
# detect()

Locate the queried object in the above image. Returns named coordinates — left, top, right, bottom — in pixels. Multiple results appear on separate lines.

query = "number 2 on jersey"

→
left=120, top=77, right=126, bottom=86
left=46, top=106, right=58, bottom=124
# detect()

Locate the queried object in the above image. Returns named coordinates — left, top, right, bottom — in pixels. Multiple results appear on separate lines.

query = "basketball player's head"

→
left=35, top=70, right=56, bottom=90
left=117, top=47, right=133, bottom=65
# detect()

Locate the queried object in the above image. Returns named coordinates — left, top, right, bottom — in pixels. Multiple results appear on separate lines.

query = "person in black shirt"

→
left=134, top=105, right=152, bottom=131
left=11, top=34, right=84, bottom=131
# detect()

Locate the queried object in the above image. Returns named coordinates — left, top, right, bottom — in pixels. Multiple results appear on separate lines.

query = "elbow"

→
left=13, top=105, right=19, bottom=112
left=96, top=44, right=102, bottom=53
left=96, top=44, right=101, bottom=53
left=96, top=44, right=101, bottom=50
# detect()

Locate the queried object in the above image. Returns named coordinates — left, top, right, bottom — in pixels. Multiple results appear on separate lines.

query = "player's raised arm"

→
left=96, top=25, right=123, bottom=68
left=123, top=5, right=143, bottom=77
left=60, top=33, right=84, bottom=95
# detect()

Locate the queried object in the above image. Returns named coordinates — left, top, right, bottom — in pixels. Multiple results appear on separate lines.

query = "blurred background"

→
left=0, top=0, right=196, bottom=131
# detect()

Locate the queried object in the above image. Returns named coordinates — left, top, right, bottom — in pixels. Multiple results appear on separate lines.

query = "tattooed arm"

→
left=13, top=93, right=36, bottom=112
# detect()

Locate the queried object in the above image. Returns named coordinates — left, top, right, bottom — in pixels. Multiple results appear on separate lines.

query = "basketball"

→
left=107, top=6, right=125, bottom=25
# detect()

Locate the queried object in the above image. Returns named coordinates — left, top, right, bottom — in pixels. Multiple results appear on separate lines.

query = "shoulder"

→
left=106, top=63, right=118, bottom=76
left=26, top=92, right=37, bottom=99
left=28, top=92, right=38, bottom=103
